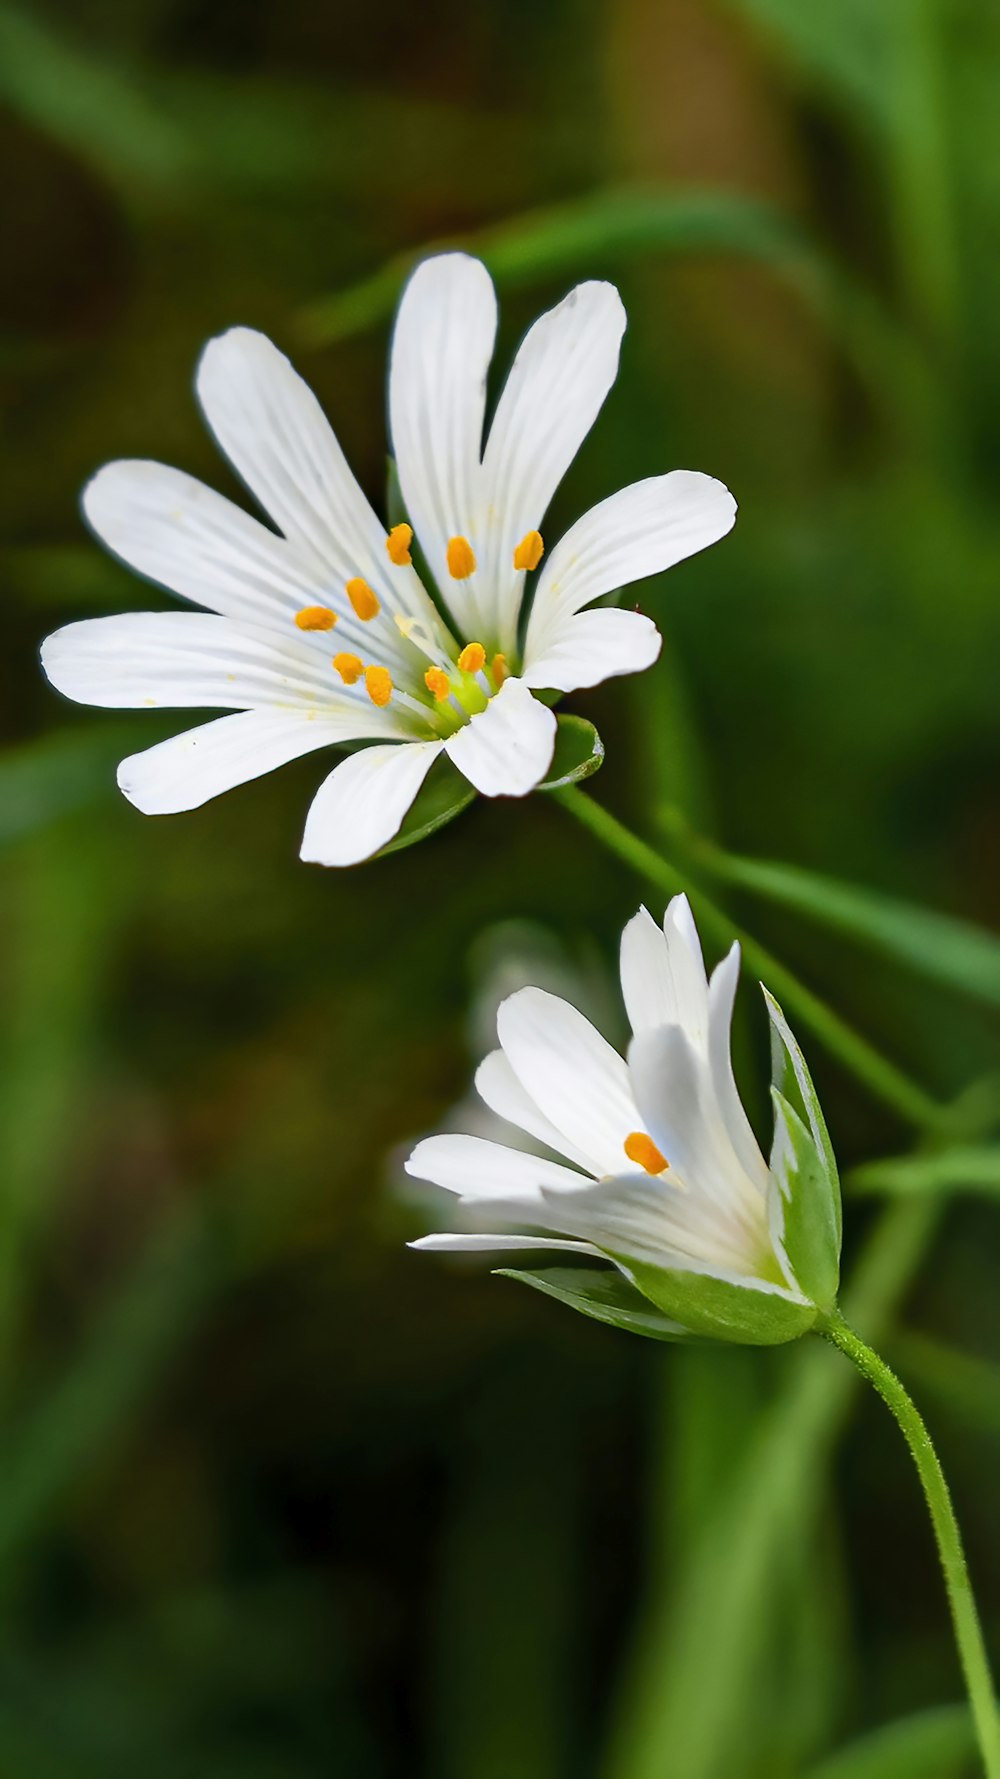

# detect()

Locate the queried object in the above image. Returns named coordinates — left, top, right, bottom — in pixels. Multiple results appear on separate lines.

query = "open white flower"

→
left=407, top=896, right=842, bottom=1344
left=41, top=255, right=736, bottom=866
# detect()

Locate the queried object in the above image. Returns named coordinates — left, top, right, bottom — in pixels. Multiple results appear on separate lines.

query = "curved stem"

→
left=554, top=786, right=948, bottom=1134
left=818, top=1310, right=1000, bottom=1778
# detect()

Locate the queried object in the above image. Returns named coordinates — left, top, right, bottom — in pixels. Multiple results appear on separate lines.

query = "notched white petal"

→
left=300, top=738, right=443, bottom=868
left=526, top=471, right=737, bottom=659
left=40, top=612, right=360, bottom=712
left=117, top=708, right=379, bottom=814
left=405, top=1132, right=590, bottom=1201
left=443, top=678, right=556, bottom=798
left=522, top=607, right=661, bottom=694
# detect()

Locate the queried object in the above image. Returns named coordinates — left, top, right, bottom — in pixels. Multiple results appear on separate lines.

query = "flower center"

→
left=292, top=526, right=533, bottom=721
left=624, top=1131, right=669, bottom=1175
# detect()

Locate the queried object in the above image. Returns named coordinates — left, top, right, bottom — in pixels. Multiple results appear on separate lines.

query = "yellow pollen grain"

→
left=424, top=666, right=451, bottom=703
left=333, top=652, right=364, bottom=685
left=365, top=665, right=393, bottom=707
left=457, top=642, right=486, bottom=675
left=386, top=523, right=413, bottom=566
left=446, top=535, right=477, bottom=579
left=513, top=529, right=544, bottom=572
left=490, top=653, right=509, bottom=687
left=346, top=576, right=380, bottom=620
left=624, top=1131, right=669, bottom=1175
left=294, top=605, right=337, bottom=632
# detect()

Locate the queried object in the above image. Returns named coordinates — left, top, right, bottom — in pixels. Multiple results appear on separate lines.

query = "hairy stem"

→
left=817, top=1311, right=1000, bottom=1778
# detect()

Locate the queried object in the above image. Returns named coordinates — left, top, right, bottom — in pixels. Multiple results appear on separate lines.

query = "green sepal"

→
left=495, top=1265, right=689, bottom=1341
left=764, top=989, right=842, bottom=1294
left=377, top=756, right=475, bottom=857
left=769, top=1088, right=840, bottom=1311
left=538, top=715, right=604, bottom=789
left=625, top=1259, right=819, bottom=1345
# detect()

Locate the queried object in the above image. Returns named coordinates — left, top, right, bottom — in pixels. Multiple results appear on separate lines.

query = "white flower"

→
left=407, top=896, right=841, bottom=1340
left=41, top=255, right=736, bottom=867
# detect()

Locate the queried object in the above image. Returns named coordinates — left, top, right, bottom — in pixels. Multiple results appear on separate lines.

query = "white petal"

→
left=40, top=612, right=401, bottom=716
left=496, top=986, right=639, bottom=1179
left=620, top=906, right=675, bottom=1035
left=196, top=328, right=435, bottom=640
left=444, top=677, right=555, bottom=798
left=405, top=1132, right=590, bottom=1200
left=707, top=947, right=770, bottom=1190
left=409, top=1233, right=600, bottom=1255
left=526, top=472, right=736, bottom=658
left=618, top=897, right=709, bottom=1041
left=663, top=893, right=710, bottom=1047
left=388, top=254, right=497, bottom=633
left=300, top=739, right=442, bottom=867
left=117, top=708, right=370, bottom=815
left=478, top=281, right=625, bottom=649
left=474, top=1049, right=597, bottom=1174
left=627, top=1024, right=768, bottom=1245
left=534, top=1173, right=764, bottom=1274
left=521, top=607, right=661, bottom=693
left=82, top=461, right=318, bottom=636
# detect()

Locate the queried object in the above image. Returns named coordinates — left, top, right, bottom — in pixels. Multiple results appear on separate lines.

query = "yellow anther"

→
left=346, top=577, right=380, bottom=620
left=446, top=535, right=477, bottom=579
left=294, top=605, right=337, bottom=632
left=491, top=653, right=509, bottom=687
left=513, top=529, right=544, bottom=572
left=624, top=1131, right=669, bottom=1175
left=365, top=665, right=393, bottom=707
left=333, top=652, right=364, bottom=685
left=386, top=523, right=413, bottom=566
left=457, top=641, right=486, bottom=675
left=424, top=666, right=451, bottom=703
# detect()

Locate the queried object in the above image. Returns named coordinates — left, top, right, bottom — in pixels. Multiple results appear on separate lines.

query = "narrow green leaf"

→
left=297, top=187, right=837, bottom=347
left=850, top=1145, right=1000, bottom=1198
left=495, top=1265, right=687, bottom=1341
left=677, top=833, right=1000, bottom=1012
left=802, top=1702, right=973, bottom=1779
left=539, top=715, right=604, bottom=790
left=0, top=2, right=193, bottom=189
left=770, top=1088, right=840, bottom=1311
left=376, top=755, right=476, bottom=858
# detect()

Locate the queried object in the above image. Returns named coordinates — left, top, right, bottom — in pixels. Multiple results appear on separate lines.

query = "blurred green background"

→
left=1, top=0, right=998, bottom=1774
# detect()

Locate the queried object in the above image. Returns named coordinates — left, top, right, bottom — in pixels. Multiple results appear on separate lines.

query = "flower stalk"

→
left=817, top=1310, right=1000, bottom=1779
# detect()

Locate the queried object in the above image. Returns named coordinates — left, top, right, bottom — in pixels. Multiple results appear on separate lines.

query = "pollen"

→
left=624, top=1131, right=669, bottom=1175
left=365, top=665, right=393, bottom=707
left=513, top=529, right=544, bottom=572
left=491, top=653, right=509, bottom=687
left=294, top=605, right=337, bottom=632
left=386, top=523, right=413, bottom=566
left=333, top=652, right=364, bottom=685
left=346, top=577, right=380, bottom=620
left=447, top=535, right=477, bottom=579
left=424, top=666, right=451, bottom=702
left=457, top=641, right=486, bottom=675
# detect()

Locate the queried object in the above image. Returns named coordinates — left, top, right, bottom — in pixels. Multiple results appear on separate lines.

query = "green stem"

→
left=554, top=786, right=948, bottom=1134
left=817, top=1310, right=1000, bottom=1779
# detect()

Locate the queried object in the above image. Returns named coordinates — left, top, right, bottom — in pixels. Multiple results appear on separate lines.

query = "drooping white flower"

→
left=406, top=896, right=842, bottom=1344
left=41, top=255, right=736, bottom=867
